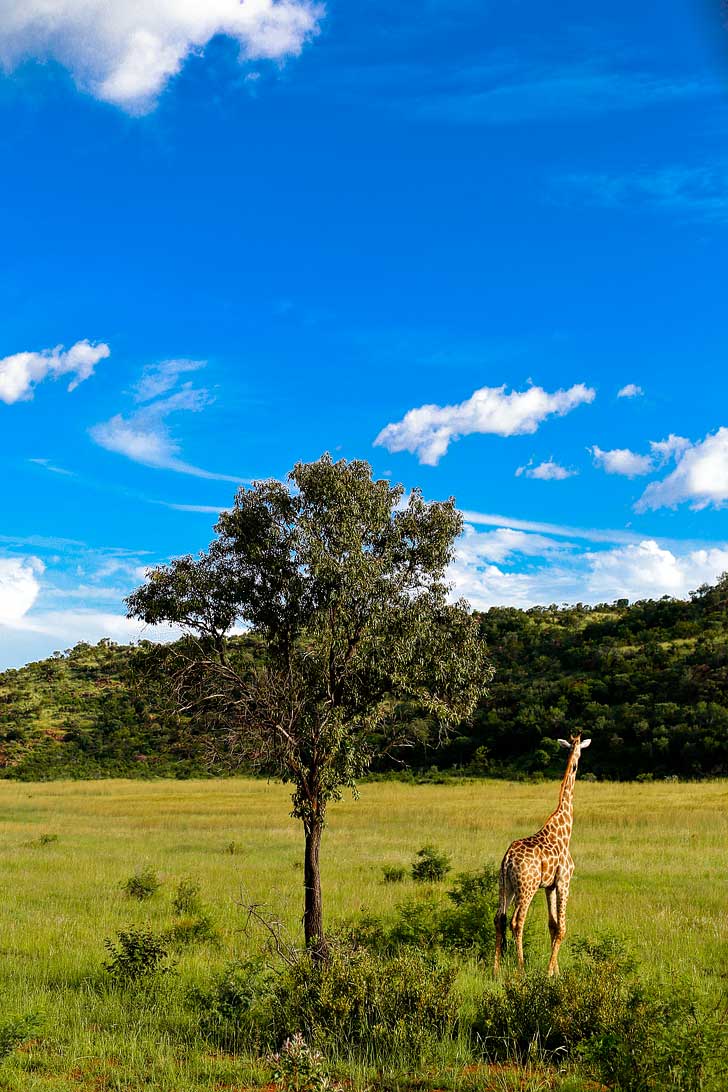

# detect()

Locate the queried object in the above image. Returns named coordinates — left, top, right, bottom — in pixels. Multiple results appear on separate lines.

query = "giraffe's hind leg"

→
left=511, top=879, right=539, bottom=970
left=545, top=884, right=558, bottom=948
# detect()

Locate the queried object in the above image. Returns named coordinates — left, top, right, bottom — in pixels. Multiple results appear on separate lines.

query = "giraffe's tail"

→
left=495, top=855, right=511, bottom=956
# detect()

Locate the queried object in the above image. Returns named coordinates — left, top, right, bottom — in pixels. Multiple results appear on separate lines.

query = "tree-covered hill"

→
left=1, top=576, right=727, bottom=781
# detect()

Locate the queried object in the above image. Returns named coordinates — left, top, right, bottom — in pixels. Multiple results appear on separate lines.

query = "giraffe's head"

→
left=557, top=733, right=591, bottom=758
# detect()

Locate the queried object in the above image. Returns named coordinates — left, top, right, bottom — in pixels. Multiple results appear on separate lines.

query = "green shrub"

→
left=164, top=913, right=218, bottom=947
left=171, top=878, right=203, bottom=916
left=411, top=845, right=451, bottom=883
left=121, top=868, right=161, bottom=900
left=103, top=926, right=172, bottom=984
left=472, top=935, right=725, bottom=1091
left=189, top=959, right=275, bottom=1050
left=381, top=865, right=406, bottom=884
left=352, top=866, right=502, bottom=961
left=0, top=1013, right=42, bottom=1058
left=438, top=866, right=499, bottom=957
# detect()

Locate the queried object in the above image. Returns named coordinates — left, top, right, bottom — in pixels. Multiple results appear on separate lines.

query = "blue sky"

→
left=1, top=0, right=728, bottom=669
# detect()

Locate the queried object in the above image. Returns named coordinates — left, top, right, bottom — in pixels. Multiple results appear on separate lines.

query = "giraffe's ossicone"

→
left=493, top=733, right=591, bottom=976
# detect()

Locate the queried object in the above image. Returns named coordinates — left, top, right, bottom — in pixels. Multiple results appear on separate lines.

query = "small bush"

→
left=103, top=926, right=172, bottom=984
left=0, top=1013, right=42, bottom=1058
left=381, top=865, right=406, bottom=884
left=269, top=1032, right=334, bottom=1092
left=438, top=865, right=500, bottom=956
left=224, top=841, right=241, bottom=855
left=36, top=832, right=58, bottom=846
left=164, top=914, right=218, bottom=947
left=121, top=868, right=161, bottom=900
left=411, top=845, right=451, bottom=883
left=172, top=878, right=202, bottom=916
left=273, top=944, right=458, bottom=1062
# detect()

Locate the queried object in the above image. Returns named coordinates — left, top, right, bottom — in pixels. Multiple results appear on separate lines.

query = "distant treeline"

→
left=1, top=576, right=727, bottom=781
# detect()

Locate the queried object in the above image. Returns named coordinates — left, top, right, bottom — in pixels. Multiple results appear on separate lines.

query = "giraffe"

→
left=493, top=733, right=591, bottom=976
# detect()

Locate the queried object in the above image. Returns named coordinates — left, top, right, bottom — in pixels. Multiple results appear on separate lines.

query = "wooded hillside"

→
left=1, top=576, right=727, bottom=780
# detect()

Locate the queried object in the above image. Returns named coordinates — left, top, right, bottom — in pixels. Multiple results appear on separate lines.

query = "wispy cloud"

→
left=617, top=383, right=643, bottom=399
left=162, top=502, right=233, bottom=514
left=0, top=339, right=109, bottom=405
left=412, top=66, right=716, bottom=126
left=559, top=164, right=728, bottom=223
left=375, top=382, right=595, bottom=465
left=0, top=0, right=324, bottom=112
left=29, top=458, right=76, bottom=477
left=91, top=363, right=242, bottom=482
left=133, top=359, right=206, bottom=403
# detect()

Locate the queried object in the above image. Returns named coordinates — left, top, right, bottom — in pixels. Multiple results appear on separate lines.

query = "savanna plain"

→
left=0, top=778, right=726, bottom=1091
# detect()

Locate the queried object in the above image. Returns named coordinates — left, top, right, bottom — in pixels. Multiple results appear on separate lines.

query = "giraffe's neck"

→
left=546, top=749, right=580, bottom=842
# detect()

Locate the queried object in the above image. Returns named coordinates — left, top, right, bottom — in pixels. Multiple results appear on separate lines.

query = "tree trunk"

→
left=303, top=818, right=327, bottom=961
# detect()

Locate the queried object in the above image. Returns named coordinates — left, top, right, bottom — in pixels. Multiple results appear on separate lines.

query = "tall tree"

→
left=127, top=455, right=491, bottom=958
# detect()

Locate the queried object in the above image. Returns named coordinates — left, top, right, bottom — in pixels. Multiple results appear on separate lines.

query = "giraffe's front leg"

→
left=547, top=881, right=569, bottom=976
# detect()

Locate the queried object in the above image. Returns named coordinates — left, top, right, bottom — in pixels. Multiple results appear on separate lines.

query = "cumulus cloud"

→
left=91, top=363, right=242, bottom=481
left=0, top=0, right=324, bottom=111
left=636, top=428, right=728, bottom=511
left=0, top=339, right=110, bottom=404
left=590, top=444, right=653, bottom=477
left=585, top=540, right=728, bottom=601
left=516, top=458, right=576, bottom=480
left=0, top=556, right=43, bottom=624
left=375, top=382, right=595, bottom=465
left=617, top=383, right=643, bottom=398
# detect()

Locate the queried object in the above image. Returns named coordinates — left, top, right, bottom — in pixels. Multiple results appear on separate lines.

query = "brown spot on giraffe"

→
left=493, top=733, right=591, bottom=976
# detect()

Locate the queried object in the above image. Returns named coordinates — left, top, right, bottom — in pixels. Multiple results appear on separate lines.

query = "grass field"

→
left=0, top=777, right=726, bottom=1090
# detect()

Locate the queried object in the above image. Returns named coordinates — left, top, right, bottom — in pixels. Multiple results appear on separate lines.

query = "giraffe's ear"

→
left=557, top=738, right=571, bottom=749
left=581, top=738, right=592, bottom=748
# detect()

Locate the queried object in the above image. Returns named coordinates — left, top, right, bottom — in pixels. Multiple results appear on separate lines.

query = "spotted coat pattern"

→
left=493, top=734, right=590, bottom=976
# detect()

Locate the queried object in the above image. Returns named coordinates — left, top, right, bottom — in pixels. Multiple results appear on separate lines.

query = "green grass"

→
left=0, top=777, right=726, bottom=1090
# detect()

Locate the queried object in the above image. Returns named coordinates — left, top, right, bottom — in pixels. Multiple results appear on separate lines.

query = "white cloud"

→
left=636, top=428, right=728, bottom=511
left=591, top=444, right=654, bottom=477
left=649, top=433, right=691, bottom=464
left=375, top=382, right=595, bottom=465
left=516, top=458, right=576, bottom=480
left=450, top=524, right=728, bottom=611
left=0, top=557, right=43, bottom=624
left=91, top=368, right=241, bottom=481
left=584, top=540, right=728, bottom=601
left=0, top=339, right=110, bottom=404
left=0, top=0, right=324, bottom=111
left=617, top=383, right=643, bottom=398
left=163, top=503, right=233, bottom=513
